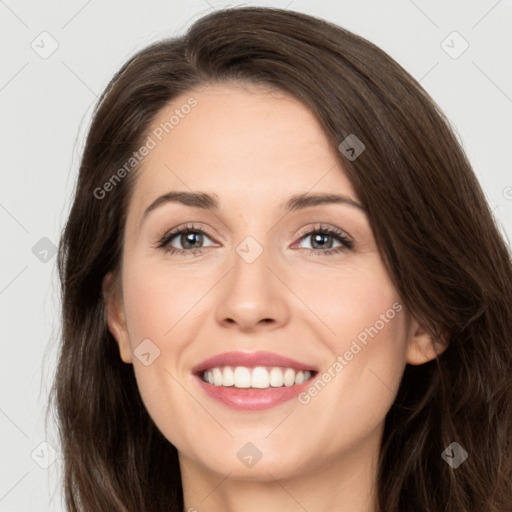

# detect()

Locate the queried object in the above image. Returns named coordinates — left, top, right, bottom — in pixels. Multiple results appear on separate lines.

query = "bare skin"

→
left=104, top=82, right=444, bottom=512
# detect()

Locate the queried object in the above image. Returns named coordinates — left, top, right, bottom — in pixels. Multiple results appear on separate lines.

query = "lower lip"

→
left=195, top=374, right=314, bottom=410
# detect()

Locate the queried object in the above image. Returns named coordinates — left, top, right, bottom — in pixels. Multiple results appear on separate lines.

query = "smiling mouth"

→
left=198, top=365, right=317, bottom=389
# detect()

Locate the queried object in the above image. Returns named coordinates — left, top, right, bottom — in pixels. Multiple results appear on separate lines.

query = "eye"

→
left=294, top=224, right=353, bottom=255
left=156, top=223, right=353, bottom=257
left=157, top=224, right=216, bottom=255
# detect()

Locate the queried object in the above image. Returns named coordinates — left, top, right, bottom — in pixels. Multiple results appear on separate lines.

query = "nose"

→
left=215, top=240, right=291, bottom=333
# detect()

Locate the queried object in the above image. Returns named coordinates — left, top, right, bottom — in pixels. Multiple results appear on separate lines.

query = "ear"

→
left=102, top=272, right=132, bottom=364
left=406, top=319, right=448, bottom=365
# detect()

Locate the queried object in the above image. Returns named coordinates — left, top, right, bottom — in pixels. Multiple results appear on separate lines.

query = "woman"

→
left=52, top=6, right=512, bottom=511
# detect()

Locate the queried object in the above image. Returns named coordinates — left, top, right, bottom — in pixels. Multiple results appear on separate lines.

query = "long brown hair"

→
left=51, top=6, right=512, bottom=511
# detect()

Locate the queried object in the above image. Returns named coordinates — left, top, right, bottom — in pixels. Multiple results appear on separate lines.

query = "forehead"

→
left=127, top=82, right=357, bottom=217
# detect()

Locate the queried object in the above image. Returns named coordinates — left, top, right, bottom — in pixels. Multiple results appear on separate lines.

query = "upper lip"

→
left=192, top=351, right=318, bottom=375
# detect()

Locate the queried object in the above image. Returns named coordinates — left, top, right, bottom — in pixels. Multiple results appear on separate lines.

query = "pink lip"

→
left=192, top=351, right=318, bottom=411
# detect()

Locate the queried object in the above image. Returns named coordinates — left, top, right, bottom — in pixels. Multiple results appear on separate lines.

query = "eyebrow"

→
left=141, top=190, right=365, bottom=224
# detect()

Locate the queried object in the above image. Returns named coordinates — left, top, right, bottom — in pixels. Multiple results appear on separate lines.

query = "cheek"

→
left=121, top=255, right=207, bottom=344
left=119, top=258, right=211, bottom=444
left=290, top=260, right=408, bottom=434
left=293, top=256, right=405, bottom=354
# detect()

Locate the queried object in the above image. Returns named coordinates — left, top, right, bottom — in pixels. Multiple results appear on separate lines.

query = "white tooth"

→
left=283, top=368, right=296, bottom=387
left=213, top=367, right=223, bottom=386
left=234, top=366, right=251, bottom=388
left=295, top=370, right=305, bottom=385
left=269, top=367, right=284, bottom=387
left=203, top=366, right=311, bottom=388
left=223, top=366, right=234, bottom=386
left=251, top=367, right=270, bottom=389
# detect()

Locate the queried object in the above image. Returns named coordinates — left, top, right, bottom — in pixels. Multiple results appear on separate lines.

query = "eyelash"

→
left=156, top=223, right=353, bottom=257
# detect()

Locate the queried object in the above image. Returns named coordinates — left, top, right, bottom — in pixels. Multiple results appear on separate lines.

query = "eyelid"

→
left=292, top=223, right=353, bottom=251
left=294, top=223, right=352, bottom=243
left=156, top=223, right=217, bottom=249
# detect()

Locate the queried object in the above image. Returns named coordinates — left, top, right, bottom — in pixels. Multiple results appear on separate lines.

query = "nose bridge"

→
left=214, top=230, right=290, bottom=330
left=230, top=232, right=275, bottom=302
left=228, top=206, right=274, bottom=283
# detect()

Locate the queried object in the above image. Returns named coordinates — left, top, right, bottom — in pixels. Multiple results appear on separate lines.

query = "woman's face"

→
left=105, top=82, right=435, bottom=483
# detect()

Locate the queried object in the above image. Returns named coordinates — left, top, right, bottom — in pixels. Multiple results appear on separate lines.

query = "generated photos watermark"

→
left=93, top=96, right=198, bottom=200
left=298, top=301, right=403, bottom=405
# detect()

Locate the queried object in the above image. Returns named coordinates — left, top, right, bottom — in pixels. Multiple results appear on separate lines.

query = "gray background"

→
left=1, top=0, right=511, bottom=510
